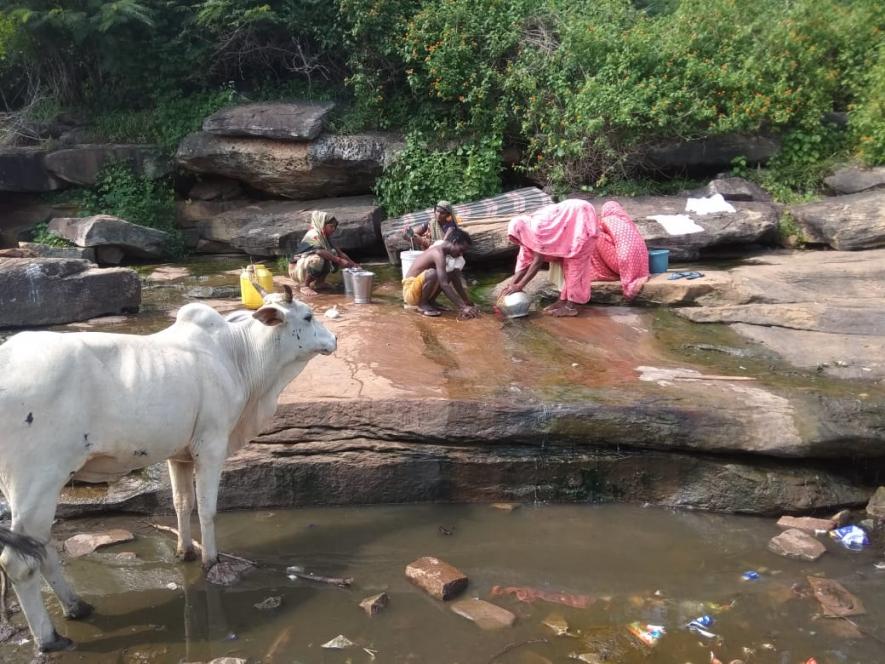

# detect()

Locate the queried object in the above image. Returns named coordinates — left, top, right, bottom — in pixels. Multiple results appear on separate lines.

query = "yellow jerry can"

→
left=240, top=263, right=274, bottom=309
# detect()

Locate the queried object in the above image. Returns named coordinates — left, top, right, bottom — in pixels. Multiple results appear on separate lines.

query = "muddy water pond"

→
left=3, top=504, right=884, bottom=663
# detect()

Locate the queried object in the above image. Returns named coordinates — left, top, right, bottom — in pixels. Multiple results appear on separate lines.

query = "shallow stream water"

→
left=3, top=505, right=884, bottom=663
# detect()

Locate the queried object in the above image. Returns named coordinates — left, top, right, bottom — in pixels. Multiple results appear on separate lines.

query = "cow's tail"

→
left=0, top=527, right=45, bottom=564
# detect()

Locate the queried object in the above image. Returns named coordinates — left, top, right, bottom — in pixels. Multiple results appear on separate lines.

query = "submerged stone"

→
left=776, top=516, right=835, bottom=533
left=767, top=529, right=826, bottom=561
left=450, top=598, right=515, bottom=630
left=359, top=592, right=389, bottom=616
left=63, top=529, right=134, bottom=557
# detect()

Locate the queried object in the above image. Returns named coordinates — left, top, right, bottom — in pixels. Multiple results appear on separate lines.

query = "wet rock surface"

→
left=450, top=598, right=516, bottom=629
left=63, top=529, right=135, bottom=557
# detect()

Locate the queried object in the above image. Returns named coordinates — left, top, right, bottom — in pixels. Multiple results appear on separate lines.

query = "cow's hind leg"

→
left=168, top=459, right=197, bottom=562
left=1, top=492, right=72, bottom=652
left=193, top=448, right=226, bottom=569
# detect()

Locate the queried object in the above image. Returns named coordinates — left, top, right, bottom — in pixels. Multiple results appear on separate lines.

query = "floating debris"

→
left=322, top=634, right=355, bottom=649
left=254, top=595, right=282, bottom=610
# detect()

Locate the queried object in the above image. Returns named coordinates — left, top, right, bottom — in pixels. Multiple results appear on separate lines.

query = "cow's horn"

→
left=282, top=284, right=293, bottom=303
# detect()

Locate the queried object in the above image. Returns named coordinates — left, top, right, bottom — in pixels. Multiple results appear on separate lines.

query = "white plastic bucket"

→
left=400, top=250, right=423, bottom=279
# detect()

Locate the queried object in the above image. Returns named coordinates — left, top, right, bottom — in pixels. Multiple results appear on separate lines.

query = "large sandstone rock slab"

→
left=571, top=194, right=779, bottom=260
left=44, top=144, right=170, bottom=187
left=203, top=101, right=335, bottom=141
left=638, top=133, right=781, bottom=172
left=824, top=165, right=885, bottom=195
left=0, top=257, right=140, bottom=327
left=225, top=196, right=383, bottom=256
left=789, top=190, right=885, bottom=250
left=673, top=249, right=885, bottom=380
left=0, top=147, right=64, bottom=192
left=700, top=176, right=772, bottom=202
left=866, top=486, right=885, bottom=518
left=176, top=131, right=404, bottom=199
left=49, top=215, right=171, bottom=260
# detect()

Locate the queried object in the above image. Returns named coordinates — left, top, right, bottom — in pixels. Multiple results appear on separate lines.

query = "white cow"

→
left=0, top=286, right=336, bottom=652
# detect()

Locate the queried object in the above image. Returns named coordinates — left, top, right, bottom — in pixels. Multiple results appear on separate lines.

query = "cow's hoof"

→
left=177, top=548, right=198, bottom=563
left=39, top=632, right=74, bottom=652
left=65, top=599, right=94, bottom=620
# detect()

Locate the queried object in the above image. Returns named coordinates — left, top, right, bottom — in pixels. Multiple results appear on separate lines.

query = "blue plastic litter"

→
left=830, top=525, right=869, bottom=551
left=667, top=271, right=705, bottom=281
left=741, top=570, right=760, bottom=581
left=687, top=615, right=716, bottom=638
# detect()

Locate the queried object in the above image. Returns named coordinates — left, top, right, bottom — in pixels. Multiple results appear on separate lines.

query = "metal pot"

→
left=351, top=270, right=375, bottom=304
left=500, top=292, right=531, bottom=318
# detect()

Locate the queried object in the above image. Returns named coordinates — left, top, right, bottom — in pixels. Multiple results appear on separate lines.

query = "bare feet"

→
left=418, top=305, right=441, bottom=317
left=543, top=301, right=566, bottom=315
left=550, top=303, right=578, bottom=317
left=299, top=286, right=318, bottom=297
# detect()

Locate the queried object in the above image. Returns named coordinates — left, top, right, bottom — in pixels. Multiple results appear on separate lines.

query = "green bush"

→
left=375, top=133, right=503, bottom=217
left=80, top=163, right=184, bottom=257
left=29, top=222, right=72, bottom=248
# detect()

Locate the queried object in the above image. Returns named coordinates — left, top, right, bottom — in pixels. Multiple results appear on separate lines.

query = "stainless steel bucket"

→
left=351, top=270, right=374, bottom=304
left=343, top=268, right=356, bottom=297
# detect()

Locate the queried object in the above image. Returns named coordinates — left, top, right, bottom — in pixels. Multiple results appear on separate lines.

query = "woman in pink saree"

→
left=502, top=199, right=599, bottom=317
left=591, top=201, right=650, bottom=300
left=503, top=200, right=649, bottom=315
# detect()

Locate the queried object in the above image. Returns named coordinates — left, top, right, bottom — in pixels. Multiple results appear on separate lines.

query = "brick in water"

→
left=776, top=516, right=835, bottom=533
left=405, top=556, right=468, bottom=600
left=450, top=598, right=516, bottom=630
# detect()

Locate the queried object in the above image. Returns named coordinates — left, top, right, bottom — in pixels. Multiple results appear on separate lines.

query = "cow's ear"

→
left=253, top=306, right=285, bottom=327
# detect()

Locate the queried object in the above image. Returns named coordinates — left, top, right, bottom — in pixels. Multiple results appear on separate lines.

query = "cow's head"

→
left=252, top=286, right=337, bottom=359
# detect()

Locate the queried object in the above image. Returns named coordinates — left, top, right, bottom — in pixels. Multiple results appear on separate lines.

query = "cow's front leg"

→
left=41, top=545, right=93, bottom=620
left=193, top=448, right=225, bottom=569
left=168, top=459, right=197, bottom=562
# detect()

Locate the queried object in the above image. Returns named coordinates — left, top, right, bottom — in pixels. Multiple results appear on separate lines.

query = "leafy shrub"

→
left=375, top=133, right=503, bottom=217
left=29, top=222, right=72, bottom=248
left=80, top=163, right=184, bottom=257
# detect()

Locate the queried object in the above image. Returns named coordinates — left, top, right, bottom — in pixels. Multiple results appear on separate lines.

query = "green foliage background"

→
left=1, top=0, right=882, bottom=211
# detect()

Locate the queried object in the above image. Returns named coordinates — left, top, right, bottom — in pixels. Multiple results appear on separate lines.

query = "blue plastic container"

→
left=648, top=248, right=670, bottom=274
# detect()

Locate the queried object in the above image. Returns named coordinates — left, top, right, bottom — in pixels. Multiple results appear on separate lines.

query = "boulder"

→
left=0, top=147, right=64, bottom=192
left=44, top=144, right=170, bottom=187
left=789, top=189, right=885, bottom=250
left=767, top=528, right=826, bottom=561
left=203, top=101, right=335, bottom=141
left=225, top=196, right=383, bottom=256
left=571, top=194, right=779, bottom=260
left=0, top=258, right=141, bottom=328
left=405, top=556, right=468, bottom=600
left=49, top=215, right=171, bottom=260
left=824, top=165, right=885, bottom=195
left=866, top=486, right=885, bottom=519
left=187, top=177, right=244, bottom=201
left=638, top=133, right=781, bottom=173
left=702, top=176, right=772, bottom=202
left=450, top=598, right=516, bottom=630
left=176, top=131, right=404, bottom=199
